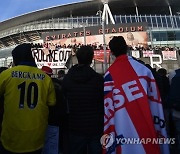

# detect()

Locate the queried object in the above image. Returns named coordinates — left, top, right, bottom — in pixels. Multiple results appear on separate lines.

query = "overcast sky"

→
left=0, top=0, right=83, bottom=22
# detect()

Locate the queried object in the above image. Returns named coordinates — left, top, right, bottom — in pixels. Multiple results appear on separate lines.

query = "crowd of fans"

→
left=31, top=42, right=180, bottom=58
left=31, top=42, right=106, bottom=51
left=0, top=37, right=180, bottom=154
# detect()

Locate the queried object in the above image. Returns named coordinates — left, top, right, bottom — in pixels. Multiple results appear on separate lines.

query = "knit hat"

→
left=12, top=43, right=35, bottom=66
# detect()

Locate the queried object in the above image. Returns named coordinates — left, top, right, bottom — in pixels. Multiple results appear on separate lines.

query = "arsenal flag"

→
left=103, top=55, right=169, bottom=154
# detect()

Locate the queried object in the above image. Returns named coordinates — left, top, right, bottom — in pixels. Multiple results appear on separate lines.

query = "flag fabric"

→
left=103, top=55, right=169, bottom=154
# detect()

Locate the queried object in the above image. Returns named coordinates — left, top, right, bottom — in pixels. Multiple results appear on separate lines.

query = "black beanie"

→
left=12, top=43, right=35, bottom=66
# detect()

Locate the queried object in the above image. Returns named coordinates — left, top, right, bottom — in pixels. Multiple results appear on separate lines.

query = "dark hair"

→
left=58, top=70, right=65, bottom=75
left=76, top=45, right=94, bottom=65
left=157, top=68, right=167, bottom=76
left=109, top=36, right=128, bottom=57
left=12, top=43, right=35, bottom=66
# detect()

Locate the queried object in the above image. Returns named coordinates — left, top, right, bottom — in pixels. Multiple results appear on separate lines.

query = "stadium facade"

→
left=0, top=0, right=180, bottom=72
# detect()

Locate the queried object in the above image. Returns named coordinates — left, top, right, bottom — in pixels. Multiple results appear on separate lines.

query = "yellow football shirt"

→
left=0, top=65, right=56, bottom=153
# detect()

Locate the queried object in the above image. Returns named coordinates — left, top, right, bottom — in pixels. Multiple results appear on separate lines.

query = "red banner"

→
left=94, top=50, right=110, bottom=63
left=162, top=51, right=177, bottom=60
left=143, top=50, right=154, bottom=57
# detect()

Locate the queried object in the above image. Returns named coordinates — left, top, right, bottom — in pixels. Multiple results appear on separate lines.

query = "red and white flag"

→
left=103, top=55, right=169, bottom=154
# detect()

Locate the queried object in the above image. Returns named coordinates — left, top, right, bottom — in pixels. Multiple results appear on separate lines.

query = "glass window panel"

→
left=131, top=16, right=136, bottom=23
left=78, top=18, right=83, bottom=24
left=92, top=17, right=98, bottom=25
left=156, top=17, right=162, bottom=27
left=161, top=16, right=167, bottom=27
left=90, top=17, right=94, bottom=25
left=152, top=32, right=168, bottom=41
left=159, top=32, right=167, bottom=41
left=167, top=31, right=175, bottom=41
left=146, top=17, right=152, bottom=27
left=126, top=17, right=131, bottom=23
left=64, top=18, right=68, bottom=23
left=121, top=16, right=126, bottom=23
left=83, top=18, right=88, bottom=23
left=151, top=16, right=157, bottom=27
left=67, top=18, right=72, bottom=23
left=73, top=18, right=78, bottom=23
left=176, top=17, right=180, bottom=28
left=115, top=15, right=121, bottom=23
left=141, top=16, right=146, bottom=23
left=138, top=16, right=142, bottom=22
left=175, top=31, right=180, bottom=40
left=166, top=16, right=172, bottom=27
left=152, top=32, right=160, bottom=41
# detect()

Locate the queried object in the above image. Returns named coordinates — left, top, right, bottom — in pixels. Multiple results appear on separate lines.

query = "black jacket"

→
left=48, top=78, right=65, bottom=126
left=62, top=64, right=104, bottom=136
left=168, top=69, right=180, bottom=110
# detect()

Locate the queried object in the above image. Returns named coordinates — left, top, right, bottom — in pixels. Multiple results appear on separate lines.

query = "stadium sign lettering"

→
left=45, top=31, right=91, bottom=41
left=46, top=30, right=91, bottom=40
left=44, top=24, right=145, bottom=41
left=99, top=26, right=143, bottom=34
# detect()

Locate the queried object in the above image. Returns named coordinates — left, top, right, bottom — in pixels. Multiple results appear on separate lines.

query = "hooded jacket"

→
left=62, top=64, right=104, bottom=136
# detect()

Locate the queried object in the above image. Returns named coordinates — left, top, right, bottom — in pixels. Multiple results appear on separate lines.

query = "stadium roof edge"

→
left=0, top=0, right=91, bottom=23
left=0, top=0, right=179, bottom=31
left=0, top=0, right=95, bottom=31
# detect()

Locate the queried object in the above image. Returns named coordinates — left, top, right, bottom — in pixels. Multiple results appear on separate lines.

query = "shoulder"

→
left=129, top=57, right=152, bottom=75
left=94, top=72, right=104, bottom=82
left=88, top=67, right=103, bottom=80
left=52, top=78, right=62, bottom=90
left=0, top=67, right=15, bottom=80
left=175, top=69, right=180, bottom=76
left=169, top=70, right=177, bottom=84
left=52, top=78, right=62, bottom=85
